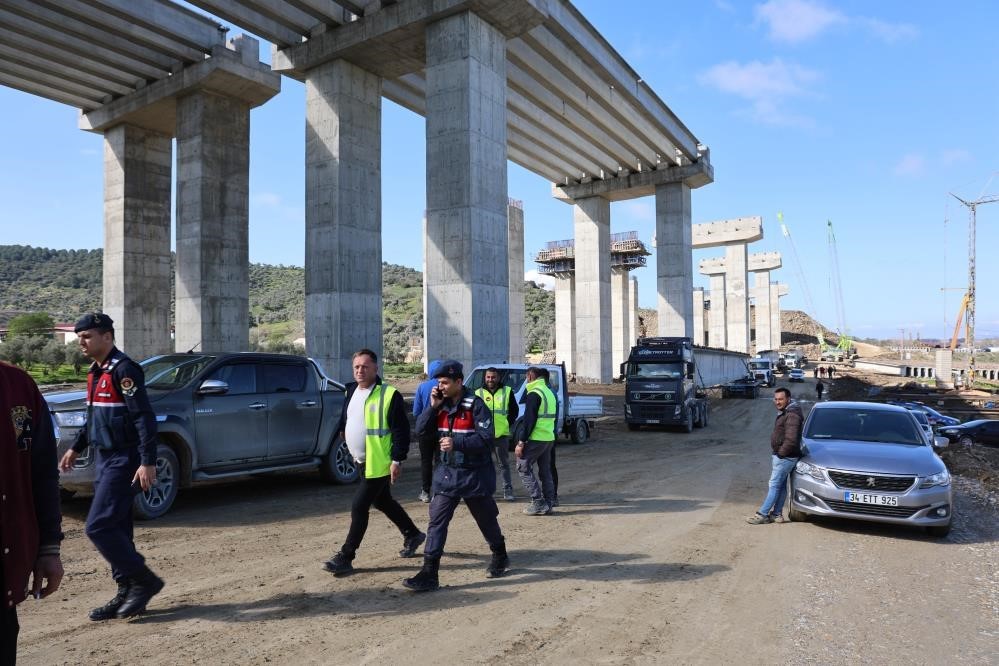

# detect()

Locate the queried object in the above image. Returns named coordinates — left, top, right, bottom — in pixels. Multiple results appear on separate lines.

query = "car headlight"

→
left=920, top=469, right=951, bottom=488
left=53, top=410, right=87, bottom=427
left=939, top=428, right=957, bottom=436
left=795, top=460, right=825, bottom=481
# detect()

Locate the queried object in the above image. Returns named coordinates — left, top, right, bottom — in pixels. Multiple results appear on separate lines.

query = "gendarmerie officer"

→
left=405, top=360, right=508, bottom=592
left=59, top=313, right=163, bottom=620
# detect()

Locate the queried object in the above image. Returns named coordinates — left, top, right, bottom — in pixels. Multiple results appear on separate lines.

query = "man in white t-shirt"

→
left=323, top=349, right=425, bottom=576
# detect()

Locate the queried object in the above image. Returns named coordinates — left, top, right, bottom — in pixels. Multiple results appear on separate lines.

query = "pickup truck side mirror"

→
left=196, top=379, right=230, bottom=396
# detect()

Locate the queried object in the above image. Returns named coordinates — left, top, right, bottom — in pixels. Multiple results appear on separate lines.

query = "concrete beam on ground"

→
left=424, top=11, right=510, bottom=371
left=81, top=36, right=282, bottom=135
left=691, top=216, right=763, bottom=249
left=573, top=196, right=612, bottom=383
left=554, top=275, right=575, bottom=375
left=655, top=181, right=693, bottom=338
left=305, top=58, right=384, bottom=381
left=102, top=124, right=173, bottom=360
left=508, top=200, right=525, bottom=363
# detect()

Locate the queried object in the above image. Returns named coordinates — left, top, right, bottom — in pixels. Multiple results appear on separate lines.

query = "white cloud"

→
left=755, top=0, right=845, bottom=44
left=941, top=149, right=972, bottom=167
left=525, top=269, right=555, bottom=290
left=755, top=0, right=918, bottom=44
left=893, top=153, right=926, bottom=177
left=698, top=58, right=820, bottom=126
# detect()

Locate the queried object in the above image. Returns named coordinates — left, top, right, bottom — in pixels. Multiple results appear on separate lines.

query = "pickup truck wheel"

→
left=133, top=446, right=180, bottom=521
left=320, top=437, right=359, bottom=484
left=570, top=419, right=590, bottom=444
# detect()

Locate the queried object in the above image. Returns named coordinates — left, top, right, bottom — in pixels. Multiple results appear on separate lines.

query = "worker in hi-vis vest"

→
left=475, top=367, right=519, bottom=501
left=514, top=366, right=558, bottom=516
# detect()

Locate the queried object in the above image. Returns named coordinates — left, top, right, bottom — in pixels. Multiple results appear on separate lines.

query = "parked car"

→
left=721, top=375, right=760, bottom=399
left=46, top=353, right=357, bottom=519
left=788, top=368, right=805, bottom=382
left=906, top=409, right=934, bottom=444
left=937, top=419, right=999, bottom=448
left=789, top=401, right=953, bottom=537
left=888, top=401, right=960, bottom=428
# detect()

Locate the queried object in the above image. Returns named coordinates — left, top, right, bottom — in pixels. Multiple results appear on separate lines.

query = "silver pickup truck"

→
left=45, top=352, right=357, bottom=519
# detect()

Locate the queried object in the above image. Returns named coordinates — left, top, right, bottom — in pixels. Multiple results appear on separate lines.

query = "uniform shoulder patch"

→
left=120, top=376, right=137, bottom=397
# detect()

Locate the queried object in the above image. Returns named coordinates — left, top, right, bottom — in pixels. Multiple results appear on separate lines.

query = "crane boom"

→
left=778, top=211, right=826, bottom=350
left=827, top=220, right=851, bottom=354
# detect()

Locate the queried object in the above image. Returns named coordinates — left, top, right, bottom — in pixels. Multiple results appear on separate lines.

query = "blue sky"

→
left=1, top=0, right=997, bottom=340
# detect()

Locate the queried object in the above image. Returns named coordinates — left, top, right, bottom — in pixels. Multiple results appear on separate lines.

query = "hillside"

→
left=0, top=245, right=554, bottom=361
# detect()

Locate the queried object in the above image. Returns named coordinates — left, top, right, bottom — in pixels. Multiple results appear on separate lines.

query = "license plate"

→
left=844, top=492, right=898, bottom=506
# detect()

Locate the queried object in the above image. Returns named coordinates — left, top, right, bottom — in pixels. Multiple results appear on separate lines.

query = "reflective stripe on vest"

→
left=363, top=384, right=397, bottom=478
left=475, top=386, right=512, bottom=437
left=526, top=379, right=556, bottom=442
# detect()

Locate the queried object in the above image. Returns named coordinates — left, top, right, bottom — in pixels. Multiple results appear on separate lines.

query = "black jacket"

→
left=771, top=401, right=804, bottom=458
left=335, top=376, right=410, bottom=462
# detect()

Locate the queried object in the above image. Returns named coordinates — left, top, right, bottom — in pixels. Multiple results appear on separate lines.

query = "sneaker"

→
left=523, top=499, right=548, bottom=516
left=543, top=502, right=554, bottom=515
left=550, top=496, right=560, bottom=508
left=323, top=552, right=354, bottom=576
left=399, top=531, right=426, bottom=558
left=771, top=514, right=787, bottom=524
left=746, top=513, right=773, bottom=525
left=89, top=580, right=130, bottom=621
left=503, top=488, right=515, bottom=502
left=418, top=490, right=431, bottom=503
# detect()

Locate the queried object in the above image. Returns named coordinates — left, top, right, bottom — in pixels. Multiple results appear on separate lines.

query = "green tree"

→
left=7, top=312, right=54, bottom=339
left=41, top=339, right=66, bottom=373
left=0, top=337, right=27, bottom=366
left=64, top=343, right=87, bottom=374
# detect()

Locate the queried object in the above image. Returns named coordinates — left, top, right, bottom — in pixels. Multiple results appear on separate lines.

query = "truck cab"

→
left=621, top=337, right=708, bottom=433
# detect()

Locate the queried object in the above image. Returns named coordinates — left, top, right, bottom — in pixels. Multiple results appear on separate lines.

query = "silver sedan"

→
left=789, top=401, right=953, bottom=537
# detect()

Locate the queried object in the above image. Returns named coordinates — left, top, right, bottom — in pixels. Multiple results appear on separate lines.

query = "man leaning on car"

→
left=748, top=387, right=804, bottom=524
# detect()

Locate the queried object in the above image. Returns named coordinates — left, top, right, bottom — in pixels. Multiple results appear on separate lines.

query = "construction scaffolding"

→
left=535, top=232, right=650, bottom=274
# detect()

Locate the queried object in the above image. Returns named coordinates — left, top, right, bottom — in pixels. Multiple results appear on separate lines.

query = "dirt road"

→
left=18, top=382, right=998, bottom=664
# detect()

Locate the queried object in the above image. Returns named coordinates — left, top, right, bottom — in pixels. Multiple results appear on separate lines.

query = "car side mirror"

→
left=196, top=379, right=230, bottom=396
left=932, top=435, right=949, bottom=449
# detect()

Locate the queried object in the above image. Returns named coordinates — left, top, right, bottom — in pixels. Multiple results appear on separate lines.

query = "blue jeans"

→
left=758, top=455, right=799, bottom=516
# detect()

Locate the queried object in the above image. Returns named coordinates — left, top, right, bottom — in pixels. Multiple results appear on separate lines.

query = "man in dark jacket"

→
left=1, top=362, right=64, bottom=664
left=405, top=360, right=508, bottom=591
left=748, top=387, right=804, bottom=524
left=323, top=349, right=424, bottom=577
left=514, top=367, right=558, bottom=515
left=413, top=360, right=443, bottom=503
left=59, top=313, right=163, bottom=619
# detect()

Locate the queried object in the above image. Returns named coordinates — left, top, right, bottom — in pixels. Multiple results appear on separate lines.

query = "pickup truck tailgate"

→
left=567, top=395, right=603, bottom=417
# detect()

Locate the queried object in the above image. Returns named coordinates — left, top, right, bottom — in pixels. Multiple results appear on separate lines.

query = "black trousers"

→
left=550, top=443, right=559, bottom=497
left=342, top=470, right=420, bottom=557
left=419, top=436, right=437, bottom=494
left=1, top=566, right=18, bottom=666
left=424, top=493, right=504, bottom=560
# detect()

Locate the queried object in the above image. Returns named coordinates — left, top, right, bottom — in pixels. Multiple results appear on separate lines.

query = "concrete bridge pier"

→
left=699, top=265, right=727, bottom=349
left=772, top=283, right=789, bottom=349
left=424, top=11, right=510, bottom=371
left=611, top=267, right=630, bottom=373
left=629, top=275, right=639, bottom=349
left=554, top=275, right=576, bottom=375
left=508, top=199, right=525, bottom=363
left=573, top=196, right=612, bottom=383
left=655, top=182, right=693, bottom=338
left=692, top=287, right=706, bottom=346
left=747, top=251, right=781, bottom=353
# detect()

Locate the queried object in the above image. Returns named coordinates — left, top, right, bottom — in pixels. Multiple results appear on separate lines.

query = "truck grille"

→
left=829, top=471, right=915, bottom=492
left=824, top=499, right=922, bottom=518
left=631, top=391, right=675, bottom=401
left=630, top=404, right=673, bottom=419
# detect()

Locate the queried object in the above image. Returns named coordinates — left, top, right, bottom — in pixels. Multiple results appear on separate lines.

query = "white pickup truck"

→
left=465, top=363, right=603, bottom=444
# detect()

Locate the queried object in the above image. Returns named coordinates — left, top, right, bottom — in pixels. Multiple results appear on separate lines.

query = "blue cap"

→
left=433, top=360, right=463, bottom=379
left=74, top=312, right=114, bottom=333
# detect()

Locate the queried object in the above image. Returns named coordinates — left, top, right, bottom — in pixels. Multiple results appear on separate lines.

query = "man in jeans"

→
left=747, top=387, right=803, bottom=524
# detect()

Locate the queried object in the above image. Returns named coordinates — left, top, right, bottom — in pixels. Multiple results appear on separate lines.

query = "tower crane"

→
left=778, top=212, right=826, bottom=352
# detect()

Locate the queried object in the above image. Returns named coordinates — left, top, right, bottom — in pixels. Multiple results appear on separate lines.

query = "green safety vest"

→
left=363, top=384, right=397, bottom=478
left=526, top=378, right=557, bottom=442
left=475, top=385, right=513, bottom=437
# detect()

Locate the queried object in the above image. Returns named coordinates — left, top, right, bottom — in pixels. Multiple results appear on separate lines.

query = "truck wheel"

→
left=320, top=436, right=360, bottom=484
left=133, top=445, right=180, bottom=520
left=683, top=409, right=693, bottom=433
left=697, top=405, right=708, bottom=428
left=570, top=419, right=590, bottom=444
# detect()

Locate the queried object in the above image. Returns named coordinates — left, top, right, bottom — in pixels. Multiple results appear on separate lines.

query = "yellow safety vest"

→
left=363, top=384, right=397, bottom=478
left=476, top=385, right=512, bottom=437
left=526, top=378, right=557, bottom=442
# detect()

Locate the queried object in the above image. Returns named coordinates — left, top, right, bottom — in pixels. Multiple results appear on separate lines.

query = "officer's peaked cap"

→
left=433, top=360, right=463, bottom=380
left=74, top=312, right=114, bottom=333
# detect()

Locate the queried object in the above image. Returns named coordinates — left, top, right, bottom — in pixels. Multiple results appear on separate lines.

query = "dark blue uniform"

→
left=72, top=347, right=158, bottom=581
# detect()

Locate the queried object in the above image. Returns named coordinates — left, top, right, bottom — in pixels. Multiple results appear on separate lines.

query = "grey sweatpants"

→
left=494, top=436, right=514, bottom=492
left=516, top=440, right=555, bottom=502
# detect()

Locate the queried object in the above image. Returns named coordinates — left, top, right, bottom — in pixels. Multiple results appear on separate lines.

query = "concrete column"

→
left=425, top=11, right=509, bottom=370
left=725, top=243, right=749, bottom=353
left=305, top=59, right=382, bottom=381
left=102, top=124, right=172, bottom=360
left=708, top=274, right=727, bottom=348
left=935, top=349, right=954, bottom=389
left=573, top=196, right=611, bottom=383
left=753, top=272, right=772, bottom=352
left=629, top=275, right=639, bottom=348
left=611, top=268, right=629, bottom=374
left=554, top=275, right=575, bottom=375
left=508, top=201, right=525, bottom=362
left=655, top=182, right=693, bottom=337
left=770, top=283, right=785, bottom=350
left=175, top=91, right=250, bottom=353
left=692, top=287, right=705, bottom=347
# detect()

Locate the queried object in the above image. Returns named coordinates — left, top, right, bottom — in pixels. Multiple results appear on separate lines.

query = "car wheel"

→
left=570, top=419, right=590, bottom=444
left=627, top=423, right=640, bottom=431
left=926, top=523, right=951, bottom=538
left=958, top=435, right=974, bottom=448
left=788, top=507, right=809, bottom=522
left=133, top=445, right=180, bottom=521
left=319, top=436, right=360, bottom=484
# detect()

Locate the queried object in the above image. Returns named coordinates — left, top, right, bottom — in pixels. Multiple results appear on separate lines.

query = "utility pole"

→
left=949, top=192, right=999, bottom=383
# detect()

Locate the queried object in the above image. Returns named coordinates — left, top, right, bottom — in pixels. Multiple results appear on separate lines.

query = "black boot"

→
left=486, top=544, right=509, bottom=579
left=89, top=578, right=130, bottom=621
left=115, top=566, right=165, bottom=618
left=402, top=557, right=440, bottom=592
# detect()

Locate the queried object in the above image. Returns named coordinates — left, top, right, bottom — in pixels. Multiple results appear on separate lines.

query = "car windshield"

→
left=627, top=362, right=684, bottom=379
left=806, top=408, right=925, bottom=445
left=142, top=354, right=217, bottom=390
left=908, top=410, right=930, bottom=425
